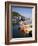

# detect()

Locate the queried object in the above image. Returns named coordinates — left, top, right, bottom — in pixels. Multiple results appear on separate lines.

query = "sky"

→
left=11, top=6, right=32, bottom=18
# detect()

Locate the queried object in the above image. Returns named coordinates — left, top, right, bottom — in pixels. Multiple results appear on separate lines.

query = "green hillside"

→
left=11, top=12, right=21, bottom=17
